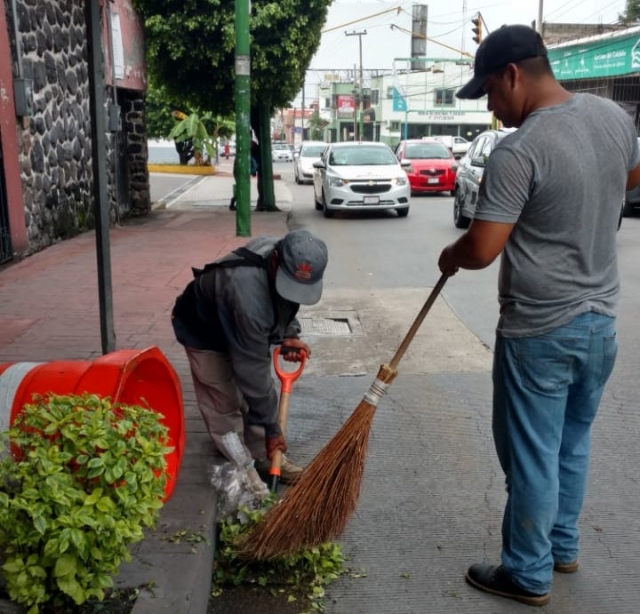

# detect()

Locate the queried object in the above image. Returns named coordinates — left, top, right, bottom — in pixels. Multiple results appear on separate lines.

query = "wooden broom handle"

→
left=389, top=273, right=449, bottom=370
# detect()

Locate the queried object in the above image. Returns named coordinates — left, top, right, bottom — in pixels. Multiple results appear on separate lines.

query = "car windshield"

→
left=329, top=146, right=397, bottom=166
left=273, top=145, right=289, bottom=150
left=404, top=143, right=451, bottom=160
left=301, top=145, right=326, bottom=157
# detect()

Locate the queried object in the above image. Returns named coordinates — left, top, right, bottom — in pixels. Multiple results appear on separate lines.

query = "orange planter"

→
left=0, top=347, right=185, bottom=501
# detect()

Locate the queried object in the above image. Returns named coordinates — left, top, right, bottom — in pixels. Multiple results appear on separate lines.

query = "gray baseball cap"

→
left=275, top=230, right=328, bottom=305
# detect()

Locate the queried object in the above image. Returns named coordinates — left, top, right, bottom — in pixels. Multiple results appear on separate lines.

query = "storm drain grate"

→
left=299, top=317, right=352, bottom=335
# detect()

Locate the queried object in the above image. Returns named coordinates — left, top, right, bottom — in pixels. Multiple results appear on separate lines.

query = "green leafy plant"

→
left=0, top=393, right=172, bottom=614
left=213, top=501, right=346, bottom=613
left=168, top=111, right=216, bottom=165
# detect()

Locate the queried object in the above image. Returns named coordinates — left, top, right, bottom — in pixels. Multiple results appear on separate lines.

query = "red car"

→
left=394, top=139, right=458, bottom=195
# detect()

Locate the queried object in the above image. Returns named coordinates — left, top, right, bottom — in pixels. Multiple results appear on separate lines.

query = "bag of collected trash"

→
left=210, top=432, right=269, bottom=521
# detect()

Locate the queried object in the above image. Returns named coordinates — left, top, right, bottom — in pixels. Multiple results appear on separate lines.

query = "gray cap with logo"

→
left=275, top=230, right=328, bottom=305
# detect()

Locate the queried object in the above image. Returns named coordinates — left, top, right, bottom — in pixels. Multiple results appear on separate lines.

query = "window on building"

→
left=390, top=121, right=401, bottom=131
left=434, top=88, right=455, bottom=106
left=386, top=86, right=394, bottom=99
left=370, top=89, right=379, bottom=105
left=325, top=97, right=332, bottom=109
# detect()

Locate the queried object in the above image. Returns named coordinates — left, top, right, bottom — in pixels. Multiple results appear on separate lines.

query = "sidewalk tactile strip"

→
left=299, top=317, right=352, bottom=335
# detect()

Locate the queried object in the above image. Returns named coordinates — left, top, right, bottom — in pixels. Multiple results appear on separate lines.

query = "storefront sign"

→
left=337, top=95, right=355, bottom=118
left=392, top=87, right=407, bottom=112
left=548, top=34, right=640, bottom=80
left=415, top=110, right=465, bottom=121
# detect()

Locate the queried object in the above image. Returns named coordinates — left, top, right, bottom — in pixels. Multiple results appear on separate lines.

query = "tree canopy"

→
left=134, top=0, right=332, bottom=116
left=620, top=0, right=640, bottom=23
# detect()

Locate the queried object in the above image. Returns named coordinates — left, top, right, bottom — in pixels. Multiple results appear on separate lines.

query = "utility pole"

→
left=301, top=81, right=305, bottom=143
left=537, top=0, right=544, bottom=35
left=345, top=30, right=366, bottom=141
left=85, top=0, right=115, bottom=353
left=234, top=0, right=251, bottom=237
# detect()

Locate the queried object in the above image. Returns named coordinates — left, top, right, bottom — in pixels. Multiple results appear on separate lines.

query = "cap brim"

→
left=456, top=74, right=487, bottom=100
left=275, top=266, right=323, bottom=305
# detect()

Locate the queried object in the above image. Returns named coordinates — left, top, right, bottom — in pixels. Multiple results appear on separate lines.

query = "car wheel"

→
left=314, top=188, right=322, bottom=210
left=295, top=169, right=301, bottom=184
left=322, top=191, right=334, bottom=218
left=622, top=198, right=634, bottom=217
left=450, top=190, right=455, bottom=197
left=453, top=187, right=471, bottom=229
left=396, top=207, right=410, bottom=218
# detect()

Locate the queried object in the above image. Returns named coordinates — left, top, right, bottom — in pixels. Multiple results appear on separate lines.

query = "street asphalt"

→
left=1, top=164, right=639, bottom=613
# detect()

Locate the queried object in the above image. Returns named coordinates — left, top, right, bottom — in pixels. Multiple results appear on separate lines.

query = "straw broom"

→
left=239, top=273, right=449, bottom=560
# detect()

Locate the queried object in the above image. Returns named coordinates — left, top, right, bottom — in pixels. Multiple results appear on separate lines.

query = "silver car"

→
left=312, top=142, right=411, bottom=218
left=294, top=141, right=327, bottom=184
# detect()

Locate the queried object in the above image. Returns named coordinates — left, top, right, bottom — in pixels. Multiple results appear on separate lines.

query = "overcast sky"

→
left=295, top=0, right=627, bottom=102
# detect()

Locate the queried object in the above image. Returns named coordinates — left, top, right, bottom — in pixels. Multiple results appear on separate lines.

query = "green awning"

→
left=548, top=31, right=640, bottom=80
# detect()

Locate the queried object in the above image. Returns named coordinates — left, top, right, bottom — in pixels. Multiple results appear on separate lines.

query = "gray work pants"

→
left=184, top=346, right=266, bottom=463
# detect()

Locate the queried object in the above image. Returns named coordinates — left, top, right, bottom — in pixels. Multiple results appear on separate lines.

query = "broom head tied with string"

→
left=238, top=363, right=398, bottom=560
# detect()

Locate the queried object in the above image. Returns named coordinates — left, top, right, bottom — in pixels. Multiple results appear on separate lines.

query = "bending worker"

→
left=172, top=229, right=329, bottom=484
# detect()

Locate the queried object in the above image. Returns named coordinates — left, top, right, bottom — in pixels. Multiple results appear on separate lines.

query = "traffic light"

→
left=471, top=14, right=482, bottom=45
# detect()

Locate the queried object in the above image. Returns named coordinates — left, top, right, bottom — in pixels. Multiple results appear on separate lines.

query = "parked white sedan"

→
left=294, top=141, right=327, bottom=184
left=312, top=142, right=411, bottom=217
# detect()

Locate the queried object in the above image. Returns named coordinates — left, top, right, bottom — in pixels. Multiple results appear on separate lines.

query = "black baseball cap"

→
left=457, top=25, right=548, bottom=100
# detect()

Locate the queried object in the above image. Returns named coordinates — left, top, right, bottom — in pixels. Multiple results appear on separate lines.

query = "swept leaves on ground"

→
left=212, top=501, right=347, bottom=613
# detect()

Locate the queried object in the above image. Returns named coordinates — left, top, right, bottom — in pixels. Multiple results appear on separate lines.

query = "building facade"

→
left=316, top=59, right=493, bottom=148
left=548, top=25, right=640, bottom=129
left=0, top=0, right=149, bottom=264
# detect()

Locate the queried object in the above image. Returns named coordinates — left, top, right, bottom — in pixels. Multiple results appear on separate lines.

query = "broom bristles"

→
left=238, top=364, right=397, bottom=561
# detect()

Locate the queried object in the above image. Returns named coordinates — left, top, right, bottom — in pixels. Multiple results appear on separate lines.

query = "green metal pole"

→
left=235, top=0, right=251, bottom=236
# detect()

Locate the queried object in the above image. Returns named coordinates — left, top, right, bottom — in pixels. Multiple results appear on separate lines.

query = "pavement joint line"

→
left=164, top=175, right=208, bottom=209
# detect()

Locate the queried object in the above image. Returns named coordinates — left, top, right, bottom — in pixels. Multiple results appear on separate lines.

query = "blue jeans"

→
left=492, top=311, right=617, bottom=594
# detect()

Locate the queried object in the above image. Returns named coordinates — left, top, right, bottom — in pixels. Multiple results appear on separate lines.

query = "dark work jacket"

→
left=172, top=237, right=300, bottom=436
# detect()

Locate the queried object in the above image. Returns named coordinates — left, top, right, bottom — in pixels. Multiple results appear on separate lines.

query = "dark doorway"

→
left=114, top=89, right=130, bottom=215
left=0, top=143, right=13, bottom=264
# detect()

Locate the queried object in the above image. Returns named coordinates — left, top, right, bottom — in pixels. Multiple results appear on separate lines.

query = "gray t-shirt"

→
left=474, top=93, right=639, bottom=337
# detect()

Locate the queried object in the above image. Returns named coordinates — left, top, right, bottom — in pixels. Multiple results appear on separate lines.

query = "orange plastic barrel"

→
left=0, top=346, right=185, bottom=501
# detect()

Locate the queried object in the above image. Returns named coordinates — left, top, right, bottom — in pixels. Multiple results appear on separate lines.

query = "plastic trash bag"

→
left=210, top=432, right=269, bottom=521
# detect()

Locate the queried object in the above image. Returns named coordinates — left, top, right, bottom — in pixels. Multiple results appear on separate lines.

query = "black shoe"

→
left=465, top=564, right=550, bottom=607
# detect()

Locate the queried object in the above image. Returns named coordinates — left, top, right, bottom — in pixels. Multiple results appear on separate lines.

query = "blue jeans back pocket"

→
left=599, top=333, right=617, bottom=386
left=515, top=337, right=577, bottom=394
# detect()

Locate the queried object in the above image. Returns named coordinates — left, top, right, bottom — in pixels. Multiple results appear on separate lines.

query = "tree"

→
left=619, top=0, right=640, bottom=23
left=146, top=81, right=235, bottom=165
left=134, top=0, right=332, bottom=208
left=307, top=110, right=329, bottom=141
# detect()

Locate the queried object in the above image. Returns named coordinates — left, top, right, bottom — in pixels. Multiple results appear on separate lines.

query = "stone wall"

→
left=4, top=0, right=149, bottom=254
left=122, top=89, right=149, bottom=216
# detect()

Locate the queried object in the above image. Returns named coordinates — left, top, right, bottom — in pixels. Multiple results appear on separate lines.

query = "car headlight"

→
left=327, top=175, right=347, bottom=187
left=394, top=175, right=409, bottom=186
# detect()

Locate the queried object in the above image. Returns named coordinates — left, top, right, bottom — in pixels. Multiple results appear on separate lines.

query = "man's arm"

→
left=438, top=219, right=515, bottom=276
left=627, top=163, right=640, bottom=191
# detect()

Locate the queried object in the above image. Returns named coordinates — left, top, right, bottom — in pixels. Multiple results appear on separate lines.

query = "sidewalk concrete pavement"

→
left=0, top=179, right=291, bottom=613
left=153, top=159, right=293, bottom=212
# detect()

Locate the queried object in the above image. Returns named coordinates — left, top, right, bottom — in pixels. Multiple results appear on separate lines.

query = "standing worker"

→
left=172, top=230, right=329, bottom=486
left=224, top=141, right=230, bottom=160
left=438, top=25, right=640, bottom=606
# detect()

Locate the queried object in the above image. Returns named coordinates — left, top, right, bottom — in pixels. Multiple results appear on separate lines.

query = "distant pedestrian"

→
left=224, top=141, right=230, bottom=160
left=250, top=139, right=260, bottom=177
left=437, top=24, right=640, bottom=607
left=171, top=230, right=329, bottom=485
